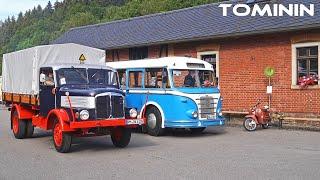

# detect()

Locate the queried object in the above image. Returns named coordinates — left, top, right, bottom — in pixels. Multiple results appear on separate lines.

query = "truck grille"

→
left=111, top=96, right=124, bottom=118
left=96, top=96, right=111, bottom=119
left=95, top=95, right=124, bottom=119
left=196, top=96, right=217, bottom=119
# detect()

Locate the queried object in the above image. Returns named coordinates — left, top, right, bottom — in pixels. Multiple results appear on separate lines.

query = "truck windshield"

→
left=172, top=69, right=216, bottom=88
left=56, top=68, right=119, bottom=87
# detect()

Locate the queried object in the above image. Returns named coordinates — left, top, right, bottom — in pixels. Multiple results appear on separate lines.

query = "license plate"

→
left=126, top=119, right=144, bottom=125
left=207, top=115, right=215, bottom=119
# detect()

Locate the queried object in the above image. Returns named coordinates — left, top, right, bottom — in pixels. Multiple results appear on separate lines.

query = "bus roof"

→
left=106, top=57, right=213, bottom=70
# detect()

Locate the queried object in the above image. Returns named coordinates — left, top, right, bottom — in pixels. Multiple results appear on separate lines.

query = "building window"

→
left=292, top=43, right=320, bottom=87
left=129, top=47, right=148, bottom=60
left=297, top=46, right=318, bottom=81
left=159, top=44, right=168, bottom=57
left=197, top=51, right=219, bottom=85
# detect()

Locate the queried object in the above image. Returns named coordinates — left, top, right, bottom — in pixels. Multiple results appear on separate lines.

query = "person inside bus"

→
left=162, top=70, right=168, bottom=88
left=184, top=71, right=196, bottom=87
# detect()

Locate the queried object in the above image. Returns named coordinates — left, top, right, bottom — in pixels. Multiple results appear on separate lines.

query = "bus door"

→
left=126, top=69, right=145, bottom=112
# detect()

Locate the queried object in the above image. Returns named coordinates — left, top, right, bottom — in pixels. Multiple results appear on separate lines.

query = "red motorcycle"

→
left=243, top=99, right=271, bottom=131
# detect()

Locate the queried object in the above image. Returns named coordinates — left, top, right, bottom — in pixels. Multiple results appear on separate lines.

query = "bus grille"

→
left=196, top=96, right=217, bottom=119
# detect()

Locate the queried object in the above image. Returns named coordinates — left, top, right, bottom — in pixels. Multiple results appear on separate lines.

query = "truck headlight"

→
left=129, top=108, right=138, bottom=118
left=80, top=110, right=90, bottom=120
left=192, top=111, right=198, bottom=118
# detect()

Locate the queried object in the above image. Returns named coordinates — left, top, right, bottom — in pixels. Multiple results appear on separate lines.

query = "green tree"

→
left=0, top=0, right=224, bottom=75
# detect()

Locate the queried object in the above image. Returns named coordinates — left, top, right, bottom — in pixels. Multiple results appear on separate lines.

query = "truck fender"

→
left=139, top=101, right=165, bottom=128
left=11, top=104, right=35, bottom=119
left=47, top=109, right=75, bottom=132
left=245, top=114, right=258, bottom=123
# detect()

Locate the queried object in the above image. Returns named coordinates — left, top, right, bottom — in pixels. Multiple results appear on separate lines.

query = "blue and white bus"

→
left=106, top=57, right=224, bottom=136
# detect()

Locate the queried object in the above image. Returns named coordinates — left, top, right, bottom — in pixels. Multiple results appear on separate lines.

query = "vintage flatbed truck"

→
left=1, top=44, right=144, bottom=153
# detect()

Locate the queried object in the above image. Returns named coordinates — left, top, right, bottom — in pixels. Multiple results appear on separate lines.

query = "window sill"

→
left=291, top=85, right=320, bottom=90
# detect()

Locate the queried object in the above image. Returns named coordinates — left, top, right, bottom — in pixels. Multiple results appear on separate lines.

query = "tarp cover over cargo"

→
left=2, top=43, right=105, bottom=95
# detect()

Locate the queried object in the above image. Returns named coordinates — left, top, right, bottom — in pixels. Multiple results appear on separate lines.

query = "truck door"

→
left=126, top=69, right=145, bottom=112
left=39, top=67, right=56, bottom=116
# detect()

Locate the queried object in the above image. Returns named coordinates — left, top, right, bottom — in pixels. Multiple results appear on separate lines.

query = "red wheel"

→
left=52, top=120, right=72, bottom=153
left=11, top=111, right=26, bottom=139
left=53, top=123, right=63, bottom=147
left=12, top=114, right=19, bottom=135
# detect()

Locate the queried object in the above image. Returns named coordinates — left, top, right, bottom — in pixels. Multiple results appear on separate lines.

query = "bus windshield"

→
left=56, top=68, right=119, bottom=87
left=172, top=69, right=216, bottom=88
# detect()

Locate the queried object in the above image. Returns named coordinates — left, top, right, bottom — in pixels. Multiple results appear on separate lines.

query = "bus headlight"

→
left=80, top=110, right=90, bottom=120
left=129, top=108, right=138, bottom=118
left=192, top=111, right=198, bottom=118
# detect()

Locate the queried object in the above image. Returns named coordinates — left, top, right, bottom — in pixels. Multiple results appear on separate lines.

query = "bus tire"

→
left=146, top=107, right=165, bottom=136
left=11, top=111, right=27, bottom=139
left=111, top=127, right=131, bottom=148
left=53, top=119, right=72, bottom=153
left=25, top=120, right=34, bottom=138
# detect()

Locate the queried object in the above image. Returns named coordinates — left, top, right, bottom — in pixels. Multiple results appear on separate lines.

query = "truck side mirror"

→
left=40, top=73, right=46, bottom=83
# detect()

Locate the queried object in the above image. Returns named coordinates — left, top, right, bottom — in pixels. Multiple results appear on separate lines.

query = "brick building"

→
left=53, top=0, right=320, bottom=120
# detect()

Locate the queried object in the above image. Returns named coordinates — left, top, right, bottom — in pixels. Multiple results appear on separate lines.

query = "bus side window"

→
left=129, top=71, right=143, bottom=88
left=145, top=68, right=170, bottom=89
left=118, top=70, right=126, bottom=89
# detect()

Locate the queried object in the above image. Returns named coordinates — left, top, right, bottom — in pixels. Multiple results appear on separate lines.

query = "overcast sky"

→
left=0, top=0, right=62, bottom=22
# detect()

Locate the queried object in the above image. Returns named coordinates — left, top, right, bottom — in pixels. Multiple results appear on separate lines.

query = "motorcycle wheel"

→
left=243, top=118, right=257, bottom=131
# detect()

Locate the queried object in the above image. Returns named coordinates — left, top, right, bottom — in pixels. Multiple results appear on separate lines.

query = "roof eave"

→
left=104, top=24, right=320, bottom=50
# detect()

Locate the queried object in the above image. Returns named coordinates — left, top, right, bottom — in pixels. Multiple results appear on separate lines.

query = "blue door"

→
left=125, top=69, right=145, bottom=112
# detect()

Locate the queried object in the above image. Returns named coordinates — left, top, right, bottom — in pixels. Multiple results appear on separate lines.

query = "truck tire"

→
left=53, top=120, right=72, bottom=153
left=25, top=120, right=34, bottom=138
left=146, top=107, right=165, bottom=136
left=11, top=111, right=27, bottom=139
left=190, top=127, right=206, bottom=134
left=111, top=127, right=131, bottom=148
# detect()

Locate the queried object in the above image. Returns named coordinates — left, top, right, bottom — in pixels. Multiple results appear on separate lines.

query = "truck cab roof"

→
left=41, top=63, right=116, bottom=72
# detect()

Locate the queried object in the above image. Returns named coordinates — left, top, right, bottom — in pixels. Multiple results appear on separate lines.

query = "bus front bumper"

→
left=164, top=117, right=225, bottom=128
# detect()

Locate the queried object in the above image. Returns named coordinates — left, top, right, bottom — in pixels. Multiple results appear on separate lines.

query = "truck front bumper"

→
left=70, top=118, right=145, bottom=129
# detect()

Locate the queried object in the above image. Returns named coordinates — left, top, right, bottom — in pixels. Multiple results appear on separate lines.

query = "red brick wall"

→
left=219, top=33, right=320, bottom=116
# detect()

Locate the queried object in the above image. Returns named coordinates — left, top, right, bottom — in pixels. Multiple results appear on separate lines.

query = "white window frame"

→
left=197, top=51, right=219, bottom=78
left=291, top=42, right=320, bottom=88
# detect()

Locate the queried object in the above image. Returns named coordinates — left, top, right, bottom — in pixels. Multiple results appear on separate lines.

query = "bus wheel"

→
left=53, top=120, right=72, bottom=153
left=111, top=127, right=131, bottom=148
left=25, top=120, right=34, bottom=138
left=190, top=127, right=206, bottom=134
left=146, top=107, right=165, bottom=136
left=11, top=111, right=27, bottom=139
